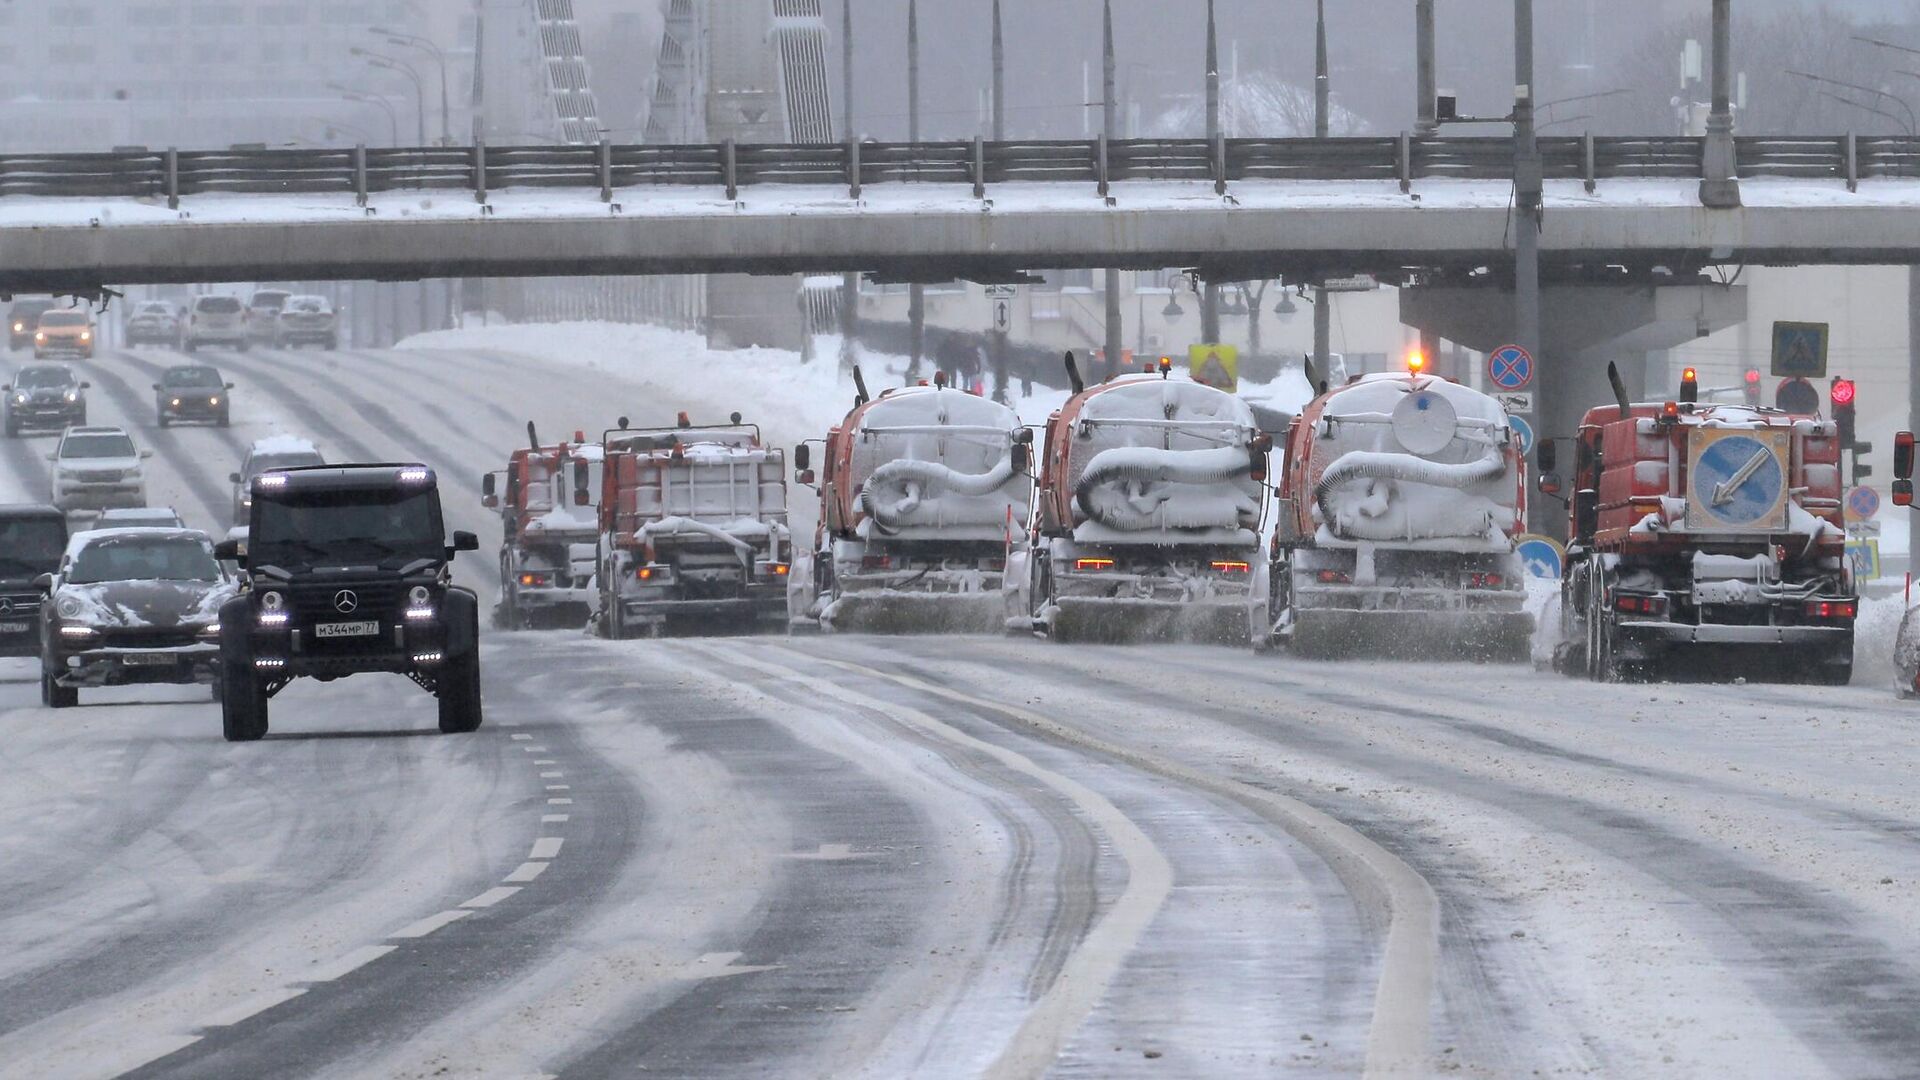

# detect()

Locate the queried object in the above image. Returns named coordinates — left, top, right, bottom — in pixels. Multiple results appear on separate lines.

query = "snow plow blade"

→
left=1289, top=608, right=1533, bottom=662
left=1045, top=598, right=1253, bottom=646
left=822, top=593, right=1006, bottom=636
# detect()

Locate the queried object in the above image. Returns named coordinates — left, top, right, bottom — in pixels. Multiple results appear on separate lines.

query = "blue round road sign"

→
left=1508, top=414, right=1536, bottom=455
left=1848, top=486, right=1881, bottom=521
left=1690, top=434, right=1786, bottom=527
left=1488, top=344, right=1535, bottom=391
left=1515, top=534, right=1565, bottom=580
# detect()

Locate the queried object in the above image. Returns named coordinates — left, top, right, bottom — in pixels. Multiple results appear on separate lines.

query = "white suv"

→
left=49, top=426, right=151, bottom=512
left=185, top=295, right=248, bottom=352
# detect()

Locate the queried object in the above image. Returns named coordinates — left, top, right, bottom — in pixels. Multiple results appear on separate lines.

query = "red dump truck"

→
left=594, top=413, right=791, bottom=639
left=484, top=424, right=601, bottom=630
left=1269, top=368, right=1531, bottom=658
left=1009, top=356, right=1271, bottom=644
left=1548, top=365, right=1855, bottom=683
left=792, top=372, right=1032, bottom=633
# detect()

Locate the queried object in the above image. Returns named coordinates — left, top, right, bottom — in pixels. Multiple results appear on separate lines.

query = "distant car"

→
left=92, top=507, right=187, bottom=531
left=245, top=289, right=292, bottom=346
left=38, top=527, right=234, bottom=708
left=125, top=301, right=185, bottom=349
left=230, top=436, right=325, bottom=525
left=0, top=505, right=68, bottom=658
left=49, top=426, right=151, bottom=513
left=275, top=295, right=338, bottom=350
left=3, top=365, right=88, bottom=436
left=185, top=295, right=248, bottom=352
left=154, top=364, right=233, bottom=427
left=34, top=309, right=94, bottom=360
left=9, top=298, right=55, bottom=351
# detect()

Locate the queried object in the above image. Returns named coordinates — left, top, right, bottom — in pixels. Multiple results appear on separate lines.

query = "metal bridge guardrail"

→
left=0, top=135, right=1906, bottom=204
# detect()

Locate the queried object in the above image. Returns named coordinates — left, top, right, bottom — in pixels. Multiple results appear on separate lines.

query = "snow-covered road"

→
left=0, top=343, right=1914, bottom=1079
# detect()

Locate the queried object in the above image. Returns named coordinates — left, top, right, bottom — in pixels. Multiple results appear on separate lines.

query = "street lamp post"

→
left=371, top=27, right=451, bottom=145
left=328, top=83, right=400, bottom=146
left=353, top=48, right=428, bottom=146
left=1312, top=0, right=1332, bottom=379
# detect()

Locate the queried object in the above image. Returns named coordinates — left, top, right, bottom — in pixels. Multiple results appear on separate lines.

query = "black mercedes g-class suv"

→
left=214, top=464, right=482, bottom=742
left=0, top=505, right=68, bottom=657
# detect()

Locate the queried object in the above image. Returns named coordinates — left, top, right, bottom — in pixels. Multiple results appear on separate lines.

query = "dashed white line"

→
left=503, top=860, right=549, bottom=883
left=528, top=837, right=564, bottom=860
left=301, top=944, right=398, bottom=983
left=548, top=797, right=573, bottom=805
left=539, top=770, right=564, bottom=778
left=510, top=733, right=532, bottom=741
left=461, top=886, right=522, bottom=909
left=541, top=814, right=570, bottom=823
left=533, top=758, right=557, bottom=765
left=390, top=909, right=474, bottom=939
left=199, top=987, right=308, bottom=1028
left=545, top=784, right=570, bottom=791
left=522, top=746, right=548, bottom=753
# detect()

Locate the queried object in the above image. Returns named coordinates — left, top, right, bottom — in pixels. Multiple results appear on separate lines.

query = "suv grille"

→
left=99, top=627, right=200, bottom=649
left=289, top=580, right=403, bottom=620
left=77, top=470, right=123, bottom=483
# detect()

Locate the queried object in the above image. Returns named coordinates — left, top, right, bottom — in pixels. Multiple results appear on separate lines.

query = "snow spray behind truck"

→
left=1269, top=365, right=1531, bottom=658
left=1549, top=364, right=1855, bottom=683
left=1008, top=354, right=1271, bottom=645
left=791, top=368, right=1032, bottom=633
left=594, top=413, right=791, bottom=639
left=483, top=423, right=600, bottom=630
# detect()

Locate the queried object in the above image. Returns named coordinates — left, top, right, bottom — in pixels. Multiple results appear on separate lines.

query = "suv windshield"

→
left=195, top=297, right=242, bottom=315
left=163, top=367, right=223, bottom=387
left=10, top=301, right=53, bottom=322
left=285, top=297, right=330, bottom=314
left=69, top=535, right=219, bottom=584
left=16, top=367, right=74, bottom=389
left=0, top=517, right=65, bottom=574
left=249, top=292, right=291, bottom=310
left=62, top=434, right=135, bottom=459
left=135, top=302, right=172, bottom=316
left=40, top=311, right=88, bottom=327
left=252, top=487, right=445, bottom=568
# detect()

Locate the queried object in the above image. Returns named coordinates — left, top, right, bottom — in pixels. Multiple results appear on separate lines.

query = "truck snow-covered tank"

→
left=483, top=423, right=601, bottom=630
left=1549, top=365, right=1855, bottom=683
left=793, top=373, right=1032, bottom=633
left=1009, top=356, right=1271, bottom=644
left=1271, top=369, right=1531, bottom=658
left=594, top=413, right=791, bottom=639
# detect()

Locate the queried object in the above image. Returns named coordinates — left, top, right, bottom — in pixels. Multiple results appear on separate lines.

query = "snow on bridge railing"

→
left=0, top=135, right=1902, bottom=205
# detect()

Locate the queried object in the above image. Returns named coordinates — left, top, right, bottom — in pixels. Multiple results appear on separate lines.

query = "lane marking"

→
left=511, top=733, right=532, bottom=740
left=785, top=843, right=865, bottom=861
left=503, top=861, right=549, bottom=883
left=784, top=645, right=1441, bottom=1080
left=545, top=784, right=571, bottom=791
left=523, top=746, right=548, bottom=753
left=390, top=909, right=473, bottom=939
left=533, top=759, right=557, bottom=765
left=699, top=644, right=1175, bottom=1080
left=541, top=814, right=570, bottom=823
left=199, top=987, right=307, bottom=1028
left=539, top=770, right=564, bottom=778
left=547, top=797, right=573, bottom=805
left=679, top=950, right=782, bottom=980
left=528, top=837, right=565, bottom=860
left=461, top=886, right=522, bottom=909
left=301, top=945, right=398, bottom=984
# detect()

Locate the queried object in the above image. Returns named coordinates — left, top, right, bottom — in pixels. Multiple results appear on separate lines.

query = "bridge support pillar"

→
left=1400, top=281, right=1748, bottom=537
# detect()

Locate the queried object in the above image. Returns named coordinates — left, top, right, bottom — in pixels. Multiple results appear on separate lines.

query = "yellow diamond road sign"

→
left=1189, top=344, right=1238, bottom=392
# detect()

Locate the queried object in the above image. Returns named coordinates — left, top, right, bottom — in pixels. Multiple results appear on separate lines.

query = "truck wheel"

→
left=221, top=664, right=269, bottom=742
left=43, top=667, right=77, bottom=709
left=437, top=648, right=483, bottom=734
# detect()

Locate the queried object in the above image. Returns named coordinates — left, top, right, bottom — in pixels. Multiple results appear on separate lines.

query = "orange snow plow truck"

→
left=1548, top=365, right=1855, bottom=683
left=1008, top=355, right=1271, bottom=645
left=593, top=413, right=791, bottom=639
left=791, top=371, right=1032, bottom=633
left=483, top=423, right=601, bottom=630
left=1270, top=369, right=1531, bottom=659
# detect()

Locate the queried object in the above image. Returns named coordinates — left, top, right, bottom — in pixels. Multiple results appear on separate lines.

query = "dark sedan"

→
left=40, top=528, right=235, bottom=708
left=4, top=365, right=89, bottom=437
left=154, top=364, right=233, bottom=427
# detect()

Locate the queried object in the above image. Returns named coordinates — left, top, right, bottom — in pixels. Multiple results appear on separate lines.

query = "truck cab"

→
left=214, top=464, right=482, bottom=741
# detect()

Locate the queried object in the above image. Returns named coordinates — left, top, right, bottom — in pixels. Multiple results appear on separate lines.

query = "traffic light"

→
left=1831, top=377, right=1857, bottom=448
left=1743, top=369, right=1762, bottom=407
left=1680, top=367, right=1699, bottom=404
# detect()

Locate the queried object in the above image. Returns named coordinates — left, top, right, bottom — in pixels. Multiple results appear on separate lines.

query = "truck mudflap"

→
left=822, top=590, right=1005, bottom=635
left=1041, top=596, right=1260, bottom=646
left=1285, top=607, right=1534, bottom=662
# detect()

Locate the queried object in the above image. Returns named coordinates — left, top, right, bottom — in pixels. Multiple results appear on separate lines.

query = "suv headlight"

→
left=259, top=590, right=285, bottom=612
left=12, top=393, right=25, bottom=405
left=196, top=621, right=222, bottom=642
left=59, top=624, right=98, bottom=641
left=64, top=391, right=77, bottom=403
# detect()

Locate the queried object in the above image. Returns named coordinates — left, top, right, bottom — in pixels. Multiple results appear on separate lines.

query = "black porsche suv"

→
left=214, top=464, right=483, bottom=742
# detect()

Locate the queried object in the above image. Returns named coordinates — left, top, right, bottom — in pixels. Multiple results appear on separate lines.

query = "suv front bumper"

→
left=50, top=642, right=220, bottom=688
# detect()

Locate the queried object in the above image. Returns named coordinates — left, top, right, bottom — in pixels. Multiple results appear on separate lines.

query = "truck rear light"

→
left=1210, top=560, right=1251, bottom=574
left=1615, top=594, right=1669, bottom=616
left=635, top=566, right=657, bottom=581
left=518, top=572, right=551, bottom=587
left=1315, top=569, right=1351, bottom=584
left=861, top=555, right=893, bottom=571
left=984, top=558, right=1006, bottom=572
left=1804, top=599, right=1858, bottom=620
left=1469, top=572, right=1506, bottom=588
left=764, top=562, right=790, bottom=577
left=1076, top=557, right=1116, bottom=571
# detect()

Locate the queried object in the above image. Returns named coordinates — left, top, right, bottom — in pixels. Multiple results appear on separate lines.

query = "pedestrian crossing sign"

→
left=1771, top=321, right=1829, bottom=379
left=1189, top=344, right=1239, bottom=392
